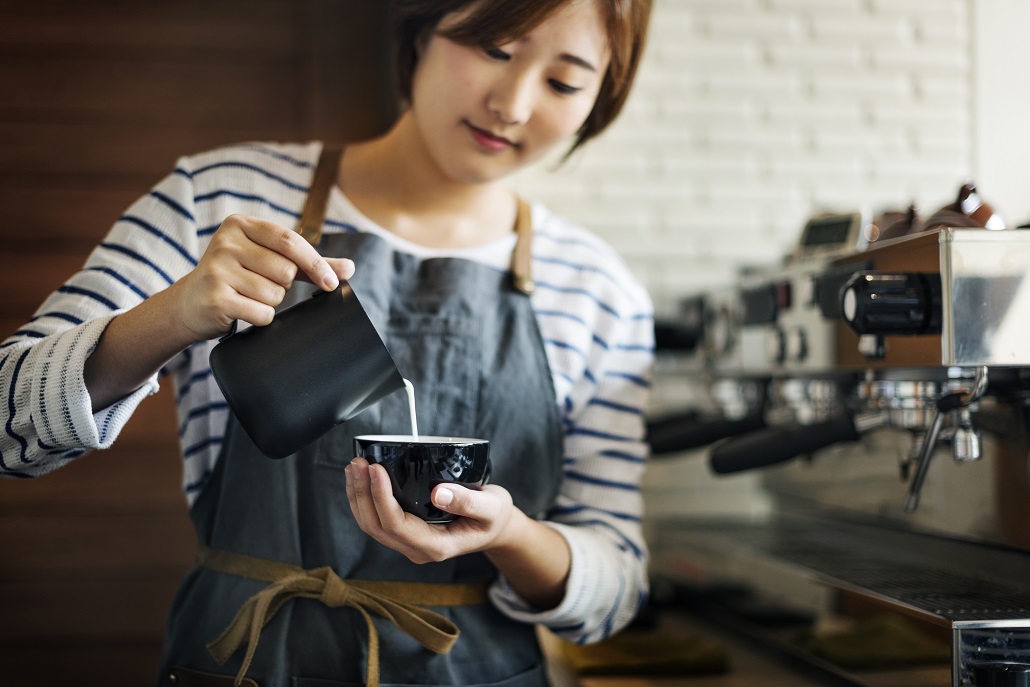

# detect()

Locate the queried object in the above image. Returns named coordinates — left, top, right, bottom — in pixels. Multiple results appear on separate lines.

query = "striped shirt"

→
left=0, top=141, right=655, bottom=644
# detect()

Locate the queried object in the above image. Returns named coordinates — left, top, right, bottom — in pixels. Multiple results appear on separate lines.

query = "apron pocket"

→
left=381, top=313, right=482, bottom=439
left=316, top=313, right=483, bottom=469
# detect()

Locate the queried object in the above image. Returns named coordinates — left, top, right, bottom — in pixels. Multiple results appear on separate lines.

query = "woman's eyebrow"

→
left=560, top=53, right=597, bottom=72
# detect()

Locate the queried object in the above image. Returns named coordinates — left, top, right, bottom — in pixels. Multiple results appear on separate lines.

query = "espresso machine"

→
left=647, top=190, right=1030, bottom=686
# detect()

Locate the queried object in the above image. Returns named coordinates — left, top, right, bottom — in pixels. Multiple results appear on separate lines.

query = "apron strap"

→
left=510, top=197, right=535, bottom=296
left=296, top=145, right=343, bottom=244
left=197, top=545, right=489, bottom=687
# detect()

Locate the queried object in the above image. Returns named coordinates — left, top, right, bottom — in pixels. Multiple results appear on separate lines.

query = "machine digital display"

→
left=801, top=216, right=854, bottom=246
left=793, top=211, right=867, bottom=259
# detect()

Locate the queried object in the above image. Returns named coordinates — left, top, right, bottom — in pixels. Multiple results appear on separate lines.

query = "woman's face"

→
left=409, top=0, right=610, bottom=185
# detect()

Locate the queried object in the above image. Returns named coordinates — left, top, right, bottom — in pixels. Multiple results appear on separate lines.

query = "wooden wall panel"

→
left=0, top=60, right=298, bottom=127
left=0, top=122, right=287, bottom=177
left=0, top=389, right=189, bottom=684
left=0, top=253, right=86, bottom=317
left=0, top=185, right=138, bottom=252
left=0, top=1, right=322, bottom=684
left=0, top=1, right=295, bottom=55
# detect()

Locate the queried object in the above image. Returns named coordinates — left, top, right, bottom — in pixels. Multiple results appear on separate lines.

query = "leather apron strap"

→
left=511, top=197, right=535, bottom=295
left=198, top=545, right=489, bottom=687
left=296, top=144, right=535, bottom=293
left=296, top=145, right=343, bottom=244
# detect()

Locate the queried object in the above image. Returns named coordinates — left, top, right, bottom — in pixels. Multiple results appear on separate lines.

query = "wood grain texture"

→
left=0, top=2, right=318, bottom=684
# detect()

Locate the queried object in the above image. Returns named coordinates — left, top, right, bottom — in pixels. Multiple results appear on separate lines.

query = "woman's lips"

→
left=466, top=122, right=516, bottom=152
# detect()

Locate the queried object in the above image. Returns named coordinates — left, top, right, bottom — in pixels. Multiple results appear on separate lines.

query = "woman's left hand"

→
left=344, top=457, right=517, bottom=563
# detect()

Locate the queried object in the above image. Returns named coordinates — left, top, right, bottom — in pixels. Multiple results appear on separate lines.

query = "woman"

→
left=0, top=0, right=655, bottom=684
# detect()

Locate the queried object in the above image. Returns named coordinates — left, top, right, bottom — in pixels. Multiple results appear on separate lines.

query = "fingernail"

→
left=324, top=273, right=340, bottom=290
left=434, top=487, right=454, bottom=508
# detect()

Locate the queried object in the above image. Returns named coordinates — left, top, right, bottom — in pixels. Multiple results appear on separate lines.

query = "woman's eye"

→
left=484, top=46, right=510, bottom=61
left=549, top=79, right=582, bottom=95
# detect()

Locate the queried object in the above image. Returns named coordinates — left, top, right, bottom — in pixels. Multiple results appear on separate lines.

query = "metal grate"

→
left=724, top=522, right=1030, bottom=621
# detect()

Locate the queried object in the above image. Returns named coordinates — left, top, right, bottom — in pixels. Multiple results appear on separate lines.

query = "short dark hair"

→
left=394, top=0, right=653, bottom=156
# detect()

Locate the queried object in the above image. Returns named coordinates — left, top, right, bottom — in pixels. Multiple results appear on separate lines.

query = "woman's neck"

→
left=338, top=115, right=518, bottom=250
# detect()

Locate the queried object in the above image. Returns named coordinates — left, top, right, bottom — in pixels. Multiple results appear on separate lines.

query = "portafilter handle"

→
left=709, top=412, right=885, bottom=475
left=647, top=412, right=767, bottom=456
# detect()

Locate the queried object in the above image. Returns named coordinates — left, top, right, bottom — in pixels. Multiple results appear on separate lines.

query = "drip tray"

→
left=650, top=515, right=1030, bottom=687
left=743, top=524, right=1030, bottom=621
left=653, top=514, right=1030, bottom=624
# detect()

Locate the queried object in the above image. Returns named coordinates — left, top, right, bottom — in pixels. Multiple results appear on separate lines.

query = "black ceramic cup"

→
left=354, top=435, right=491, bottom=524
left=210, top=283, right=405, bottom=459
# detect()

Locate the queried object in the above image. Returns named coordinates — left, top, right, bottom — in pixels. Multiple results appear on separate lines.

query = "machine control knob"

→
left=840, top=272, right=942, bottom=335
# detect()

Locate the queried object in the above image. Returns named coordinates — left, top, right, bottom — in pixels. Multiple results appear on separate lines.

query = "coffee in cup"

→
left=354, top=435, right=491, bottom=523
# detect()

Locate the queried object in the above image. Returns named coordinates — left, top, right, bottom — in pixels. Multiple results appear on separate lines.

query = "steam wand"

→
left=903, top=366, right=988, bottom=513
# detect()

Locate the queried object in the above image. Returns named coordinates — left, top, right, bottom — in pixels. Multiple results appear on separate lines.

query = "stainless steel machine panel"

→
left=940, top=230, right=1030, bottom=366
left=835, top=229, right=1030, bottom=370
left=648, top=225, right=1030, bottom=687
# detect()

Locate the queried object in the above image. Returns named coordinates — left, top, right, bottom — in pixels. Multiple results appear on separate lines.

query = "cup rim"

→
left=354, top=434, right=488, bottom=444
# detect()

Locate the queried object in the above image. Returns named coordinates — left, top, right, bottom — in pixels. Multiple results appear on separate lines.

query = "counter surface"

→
left=541, top=611, right=950, bottom=687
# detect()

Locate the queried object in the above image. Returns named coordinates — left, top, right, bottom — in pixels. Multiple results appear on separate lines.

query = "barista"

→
left=0, top=0, right=655, bottom=685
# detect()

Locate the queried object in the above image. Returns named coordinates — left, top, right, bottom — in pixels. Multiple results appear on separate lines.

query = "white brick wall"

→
left=510, top=0, right=985, bottom=315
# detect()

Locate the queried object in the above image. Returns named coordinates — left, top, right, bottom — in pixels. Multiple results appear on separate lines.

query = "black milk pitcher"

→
left=209, top=283, right=404, bottom=459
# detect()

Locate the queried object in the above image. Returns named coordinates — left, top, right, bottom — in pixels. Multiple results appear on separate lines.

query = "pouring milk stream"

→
left=403, top=378, right=418, bottom=437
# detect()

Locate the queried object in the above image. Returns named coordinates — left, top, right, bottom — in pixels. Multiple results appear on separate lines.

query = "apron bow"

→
left=198, top=547, right=483, bottom=687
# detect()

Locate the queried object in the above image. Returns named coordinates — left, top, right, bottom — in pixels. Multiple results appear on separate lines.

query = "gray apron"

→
left=157, top=148, right=565, bottom=687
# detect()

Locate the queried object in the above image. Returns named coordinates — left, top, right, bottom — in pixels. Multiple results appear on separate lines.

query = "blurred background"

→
left=512, top=0, right=1030, bottom=315
left=0, top=0, right=1027, bottom=684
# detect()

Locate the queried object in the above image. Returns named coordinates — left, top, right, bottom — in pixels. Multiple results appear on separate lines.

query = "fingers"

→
left=219, top=265, right=287, bottom=323
left=326, top=257, right=356, bottom=282
left=344, top=459, right=516, bottom=564
left=346, top=459, right=442, bottom=563
left=179, top=215, right=357, bottom=339
left=238, top=217, right=340, bottom=291
left=345, top=458, right=381, bottom=528
left=346, top=459, right=413, bottom=535
left=368, top=464, right=413, bottom=530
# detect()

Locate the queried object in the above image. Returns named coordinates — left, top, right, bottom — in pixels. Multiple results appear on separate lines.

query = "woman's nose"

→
left=486, top=71, right=535, bottom=125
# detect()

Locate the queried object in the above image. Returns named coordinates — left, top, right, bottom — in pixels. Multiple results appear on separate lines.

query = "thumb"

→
left=432, top=484, right=456, bottom=509
left=432, top=484, right=510, bottom=522
left=432, top=484, right=474, bottom=516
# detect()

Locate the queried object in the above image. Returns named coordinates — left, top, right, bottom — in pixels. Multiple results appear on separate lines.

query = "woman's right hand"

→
left=169, top=215, right=355, bottom=342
